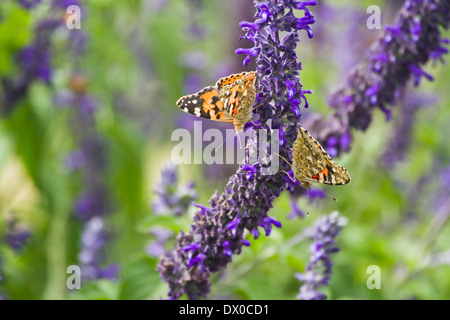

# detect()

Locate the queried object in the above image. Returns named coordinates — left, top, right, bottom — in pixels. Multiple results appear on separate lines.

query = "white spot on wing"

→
left=319, top=173, right=324, bottom=182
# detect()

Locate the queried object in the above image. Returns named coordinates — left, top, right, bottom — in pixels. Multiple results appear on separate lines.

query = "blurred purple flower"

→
left=0, top=271, right=4, bottom=300
left=64, top=150, right=86, bottom=170
left=180, top=51, right=208, bottom=70
left=179, top=0, right=208, bottom=96
left=183, top=74, right=203, bottom=97
left=4, top=219, right=32, bottom=252
left=152, top=163, right=198, bottom=216
left=71, top=98, right=114, bottom=279
left=147, top=227, right=174, bottom=258
left=54, top=88, right=97, bottom=118
left=145, top=0, right=169, bottom=12
left=288, top=187, right=325, bottom=220
left=74, top=188, right=109, bottom=221
left=0, top=16, right=63, bottom=114
left=21, top=45, right=52, bottom=83
left=6, top=230, right=31, bottom=252
left=441, top=167, right=450, bottom=192
left=148, top=164, right=197, bottom=259
left=431, top=164, right=450, bottom=214
left=52, top=0, right=81, bottom=8
left=69, top=119, right=110, bottom=221
left=52, top=1, right=116, bottom=282
left=382, top=92, right=436, bottom=168
left=185, top=0, right=207, bottom=40
left=296, top=211, right=347, bottom=300
left=79, top=217, right=118, bottom=281
left=305, top=0, right=450, bottom=157
left=313, top=2, right=372, bottom=78
left=18, top=0, right=42, bottom=9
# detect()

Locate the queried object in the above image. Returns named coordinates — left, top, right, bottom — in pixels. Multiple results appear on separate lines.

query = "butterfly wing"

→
left=215, top=71, right=251, bottom=91
left=176, top=72, right=257, bottom=132
left=176, top=86, right=234, bottom=122
left=293, top=127, right=351, bottom=186
left=218, top=72, right=257, bottom=132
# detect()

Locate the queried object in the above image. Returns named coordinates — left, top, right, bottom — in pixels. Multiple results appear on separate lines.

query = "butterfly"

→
left=279, top=127, right=351, bottom=189
left=176, top=71, right=257, bottom=133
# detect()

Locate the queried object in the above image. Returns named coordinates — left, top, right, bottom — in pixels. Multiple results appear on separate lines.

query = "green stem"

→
left=42, top=204, right=69, bottom=300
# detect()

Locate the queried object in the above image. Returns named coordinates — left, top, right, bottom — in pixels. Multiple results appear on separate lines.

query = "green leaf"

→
left=0, top=1, right=32, bottom=74
left=119, top=255, right=164, bottom=300
left=6, top=101, right=44, bottom=184
left=68, top=280, right=120, bottom=300
left=136, top=214, right=184, bottom=234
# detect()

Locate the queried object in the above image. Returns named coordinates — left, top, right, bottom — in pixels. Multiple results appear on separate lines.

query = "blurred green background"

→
left=0, top=0, right=449, bottom=300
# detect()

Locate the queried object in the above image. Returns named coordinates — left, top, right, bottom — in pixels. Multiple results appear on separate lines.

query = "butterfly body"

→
left=292, top=127, right=351, bottom=189
left=176, top=71, right=257, bottom=133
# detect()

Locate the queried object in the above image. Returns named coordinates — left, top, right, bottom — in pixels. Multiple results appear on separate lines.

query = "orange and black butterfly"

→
left=176, top=71, right=257, bottom=133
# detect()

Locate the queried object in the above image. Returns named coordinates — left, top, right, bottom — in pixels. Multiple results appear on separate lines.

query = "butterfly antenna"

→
left=280, top=170, right=296, bottom=183
left=248, top=104, right=264, bottom=129
left=251, top=103, right=264, bottom=112
left=274, top=152, right=297, bottom=182
left=309, top=184, right=338, bottom=202
left=250, top=118, right=273, bottom=131
left=274, top=152, right=293, bottom=168
left=215, top=129, right=235, bottom=152
left=236, top=130, right=243, bottom=149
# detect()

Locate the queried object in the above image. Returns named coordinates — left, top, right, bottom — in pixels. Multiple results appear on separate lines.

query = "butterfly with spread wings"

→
left=176, top=71, right=257, bottom=133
